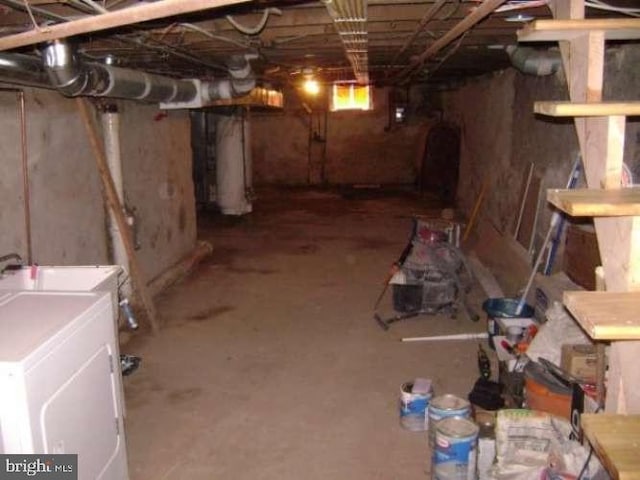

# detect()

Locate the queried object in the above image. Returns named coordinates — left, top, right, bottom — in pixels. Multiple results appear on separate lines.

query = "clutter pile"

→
left=380, top=218, right=608, bottom=480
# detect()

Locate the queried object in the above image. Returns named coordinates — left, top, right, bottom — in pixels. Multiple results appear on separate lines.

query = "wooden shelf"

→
left=548, top=188, right=640, bottom=217
left=582, top=414, right=640, bottom=480
left=564, top=291, right=640, bottom=340
left=518, top=18, right=640, bottom=42
left=535, top=101, right=640, bottom=117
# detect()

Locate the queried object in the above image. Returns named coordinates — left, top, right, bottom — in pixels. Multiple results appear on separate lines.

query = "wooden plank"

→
left=535, top=102, right=640, bottom=117
left=0, top=0, right=250, bottom=51
left=564, top=291, right=640, bottom=340
left=547, top=187, right=640, bottom=217
left=395, top=0, right=507, bottom=80
left=76, top=98, right=159, bottom=334
left=518, top=18, right=640, bottom=42
left=581, top=414, right=640, bottom=480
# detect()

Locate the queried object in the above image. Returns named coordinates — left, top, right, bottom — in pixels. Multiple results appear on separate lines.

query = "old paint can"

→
left=428, top=394, right=471, bottom=445
left=432, top=416, right=479, bottom=480
left=399, top=380, right=433, bottom=431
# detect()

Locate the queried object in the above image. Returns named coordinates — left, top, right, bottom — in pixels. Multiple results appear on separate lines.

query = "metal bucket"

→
left=432, top=416, right=479, bottom=480
left=428, top=394, right=471, bottom=446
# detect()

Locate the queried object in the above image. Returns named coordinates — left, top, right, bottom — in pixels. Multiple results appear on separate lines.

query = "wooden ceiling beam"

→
left=0, top=0, right=251, bottom=51
left=395, top=0, right=507, bottom=80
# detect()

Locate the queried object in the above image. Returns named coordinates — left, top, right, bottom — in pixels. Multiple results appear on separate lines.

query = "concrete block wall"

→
left=251, top=85, right=431, bottom=186
left=0, top=87, right=196, bottom=285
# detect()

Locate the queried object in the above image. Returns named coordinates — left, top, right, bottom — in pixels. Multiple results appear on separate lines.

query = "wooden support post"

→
left=76, top=98, right=159, bottom=334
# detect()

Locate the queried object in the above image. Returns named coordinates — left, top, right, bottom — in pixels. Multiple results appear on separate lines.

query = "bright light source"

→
left=504, top=13, right=534, bottom=22
left=303, top=78, right=320, bottom=95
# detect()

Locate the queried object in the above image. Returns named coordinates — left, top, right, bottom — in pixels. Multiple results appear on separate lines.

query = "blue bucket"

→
left=482, top=298, right=534, bottom=349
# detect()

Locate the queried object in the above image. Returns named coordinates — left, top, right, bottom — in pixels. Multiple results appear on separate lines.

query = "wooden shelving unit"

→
left=563, top=291, right=640, bottom=340
left=548, top=188, right=640, bottom=217
left=581, top=414, right=640, bottom=480
left=518, top=2, right=640, bottom=477
left=534, top=101, right=640, bottom=117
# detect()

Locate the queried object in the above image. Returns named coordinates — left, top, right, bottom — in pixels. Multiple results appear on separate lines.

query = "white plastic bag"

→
left=526, top=302, right=592, bottom=366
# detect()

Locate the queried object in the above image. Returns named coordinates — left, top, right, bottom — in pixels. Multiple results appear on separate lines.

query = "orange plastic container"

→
left=524, top=375, right=572, bottom=420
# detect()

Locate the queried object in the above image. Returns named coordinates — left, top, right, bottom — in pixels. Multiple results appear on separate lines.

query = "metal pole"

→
left=18, top=91, right=32, bottom=264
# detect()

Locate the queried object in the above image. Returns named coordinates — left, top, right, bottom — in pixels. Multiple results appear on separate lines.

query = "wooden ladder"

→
left=518, top=2, right=640, bottom=478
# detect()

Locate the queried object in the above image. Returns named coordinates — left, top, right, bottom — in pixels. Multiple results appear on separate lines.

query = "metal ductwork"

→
left=323, top=0, right=369, bottom=84
left=0, top=41, right=258, bottom=107
left=42, top=41, right=198, bottom=103
left=506, top=46, right=562, bottom=77
left=0, top=53, right=52, bottom=89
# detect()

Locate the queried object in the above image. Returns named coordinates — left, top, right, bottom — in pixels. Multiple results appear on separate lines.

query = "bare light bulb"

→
left=303, top=79, right=320, bottom=95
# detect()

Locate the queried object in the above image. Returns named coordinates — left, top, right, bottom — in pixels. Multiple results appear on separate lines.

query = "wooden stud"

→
left=76, top=98, right=159, bottom=333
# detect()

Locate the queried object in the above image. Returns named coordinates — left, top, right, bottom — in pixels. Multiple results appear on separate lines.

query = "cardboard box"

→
left=563, top=224, right=601, bottom=290
left=561, top=344, right=597, bottom=383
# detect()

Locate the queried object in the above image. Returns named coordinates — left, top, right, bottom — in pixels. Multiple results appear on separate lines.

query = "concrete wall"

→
left=118, top=103, right=197, bottom=282
left=0, top=87, right=196, bottom=285
left=251, top=86, right=431, bottom=185
left=442, top=44, right=640, bottom=246
left=0, top=88, right=109, bottom=266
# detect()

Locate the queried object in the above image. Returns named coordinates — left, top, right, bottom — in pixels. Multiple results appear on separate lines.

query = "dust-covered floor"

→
left=123, top=187, right=486, bottom=480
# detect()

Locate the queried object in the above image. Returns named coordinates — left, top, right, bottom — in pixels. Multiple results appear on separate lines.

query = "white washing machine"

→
left=0, top=290, right=129, bottom=480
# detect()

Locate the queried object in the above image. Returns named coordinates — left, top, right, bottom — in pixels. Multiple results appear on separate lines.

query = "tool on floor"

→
left=400, top=332, right=488, bottom=342
left=373, top=263, right=400, bottom=311
left=374, top=218, right=478, bottom=330
left=515, top=157, right=583, bottom=315
left=373, top=221, right=417, bottom=312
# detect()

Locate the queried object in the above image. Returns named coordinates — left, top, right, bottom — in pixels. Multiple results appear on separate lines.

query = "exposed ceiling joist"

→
left=0, top=0, right=251, bottom=51
left=395, top=0, right=507, bottom=81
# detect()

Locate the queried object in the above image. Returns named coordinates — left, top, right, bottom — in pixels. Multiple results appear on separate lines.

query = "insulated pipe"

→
left=506, top=46, right=561, bottom=76
left=100, top=105, right=131, bottom=296
left=205, top=54, right=256, bottom=101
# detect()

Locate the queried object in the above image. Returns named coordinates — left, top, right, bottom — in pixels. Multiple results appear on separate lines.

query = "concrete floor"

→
left=123, top=187, right=486, bottom=480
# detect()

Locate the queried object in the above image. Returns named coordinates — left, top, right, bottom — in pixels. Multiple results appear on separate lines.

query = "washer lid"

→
left=0, top=291, right=106, bottom=363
